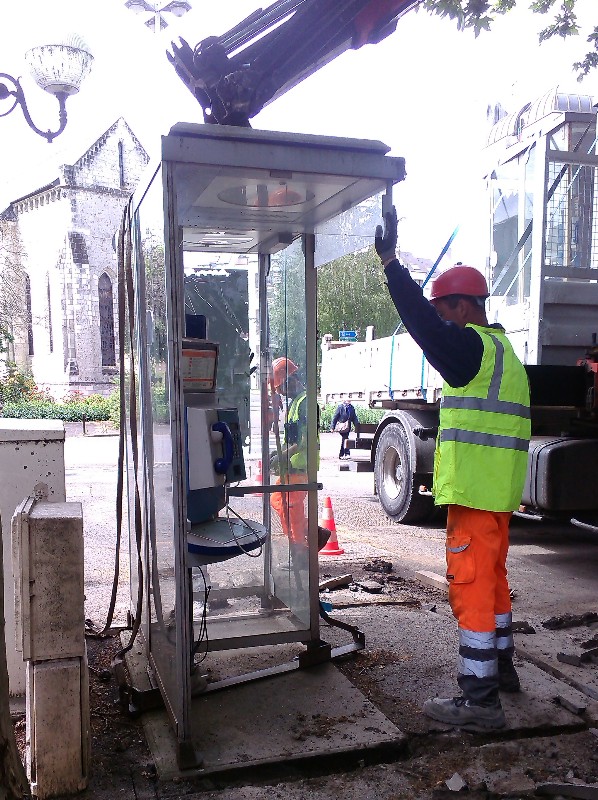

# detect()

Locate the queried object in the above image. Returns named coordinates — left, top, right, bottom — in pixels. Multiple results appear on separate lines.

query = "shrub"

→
left=105, top=388, right=121, bottom=427
left=0, top=363, right=39, bottom=404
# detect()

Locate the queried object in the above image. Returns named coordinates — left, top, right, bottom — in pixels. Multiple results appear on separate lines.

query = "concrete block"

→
left=0, top=421, right=66, bottom=695
left=555, top=694, right=587, bottom=715
left=415, top=570, right=449, bottom=593
left=27, top=657, right=89, bottom=798
left=319, top=574, right=353, bottom=591
left=13, top=501, right=84, bottom=661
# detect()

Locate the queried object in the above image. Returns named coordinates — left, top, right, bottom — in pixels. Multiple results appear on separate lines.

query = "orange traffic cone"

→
left=319, top=496, right=344, bottom=556
left=255, top=460, right=263, bottom=497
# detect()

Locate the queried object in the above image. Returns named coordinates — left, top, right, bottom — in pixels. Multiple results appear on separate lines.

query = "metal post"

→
left=303, top=233, right=320, bottom=641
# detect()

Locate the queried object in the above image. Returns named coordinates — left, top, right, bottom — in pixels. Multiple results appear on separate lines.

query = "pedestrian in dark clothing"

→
left=330, top=400, right=360, bottom=459
left=375, top=206, right=530, bottom=732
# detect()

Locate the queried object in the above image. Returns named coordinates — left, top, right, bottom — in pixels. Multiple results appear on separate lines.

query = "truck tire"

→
left=374, top=422, right=434, bottom=524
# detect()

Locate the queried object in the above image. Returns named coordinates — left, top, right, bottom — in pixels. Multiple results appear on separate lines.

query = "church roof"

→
left=2, top=117, right=148, bottom=207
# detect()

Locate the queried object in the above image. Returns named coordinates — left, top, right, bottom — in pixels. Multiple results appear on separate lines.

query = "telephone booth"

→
left=123, top=124, right=404, bottom=766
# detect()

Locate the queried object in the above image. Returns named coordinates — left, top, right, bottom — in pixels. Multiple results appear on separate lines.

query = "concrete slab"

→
left=137, top=661, right=406, bottom=780
left=515, top=623, right=598, bottom=714
left=415, top=570, right=449, bottom=593
left=316, top=605, right=593, bottom=737
left=500, top=659, right=594, bottom=731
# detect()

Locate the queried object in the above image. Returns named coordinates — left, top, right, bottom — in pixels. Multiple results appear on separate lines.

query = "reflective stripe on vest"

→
left=440, top=428, right=529, bottom=452
left=434, top=326, right=531, bottom=511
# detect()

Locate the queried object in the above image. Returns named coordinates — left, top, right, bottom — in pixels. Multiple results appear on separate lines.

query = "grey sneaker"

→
left=422, top=696, right=506, bottom=731
left=498, top=659, right=521, bottom=693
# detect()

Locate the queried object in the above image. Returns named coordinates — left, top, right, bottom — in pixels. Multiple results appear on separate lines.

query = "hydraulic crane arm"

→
left=167, top=0, right=419, bottom=126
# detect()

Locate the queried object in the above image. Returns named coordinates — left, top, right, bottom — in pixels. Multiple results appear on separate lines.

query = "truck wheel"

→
left=375, top=422, right=434, bottom=524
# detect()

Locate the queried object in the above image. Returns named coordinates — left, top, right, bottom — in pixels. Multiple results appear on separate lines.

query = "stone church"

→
left=0, top=118, right=149, bottom=397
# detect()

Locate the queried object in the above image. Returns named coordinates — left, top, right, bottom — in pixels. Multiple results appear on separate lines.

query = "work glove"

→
left=375, top=206, right=398, bottom=264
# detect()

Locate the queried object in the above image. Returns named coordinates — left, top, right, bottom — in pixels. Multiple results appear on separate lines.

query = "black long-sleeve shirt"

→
left=384, top=259, right=484, bottom=388
left=331, top=402, right=360, bottom=432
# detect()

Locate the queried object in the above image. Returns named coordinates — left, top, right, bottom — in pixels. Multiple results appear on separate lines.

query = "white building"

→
left=0, top=118, right=149, bottom=397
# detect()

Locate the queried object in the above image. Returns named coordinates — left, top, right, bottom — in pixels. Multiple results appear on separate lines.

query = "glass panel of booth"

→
left=173, top=160, right=318, bottom=658
left=263, top=239, right=312, bottom=622
left=130, top=163, right=186, bottom=729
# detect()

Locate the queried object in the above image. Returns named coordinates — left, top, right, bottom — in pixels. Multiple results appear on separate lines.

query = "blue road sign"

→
left=339, top=330, right=357, bottom=341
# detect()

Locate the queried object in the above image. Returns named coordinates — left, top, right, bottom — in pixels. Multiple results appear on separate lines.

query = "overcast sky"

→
left=1, top=0, right=596, bottom=265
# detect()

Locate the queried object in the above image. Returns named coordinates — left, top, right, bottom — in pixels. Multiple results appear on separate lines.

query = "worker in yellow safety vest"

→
left=269, top=358, right=328, bottom=571
left=375, top=207, right=531, bottom=732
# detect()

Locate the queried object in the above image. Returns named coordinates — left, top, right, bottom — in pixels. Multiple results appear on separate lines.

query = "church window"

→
left=47, top=274, right=53, bottom=352
left=99, top=273, right=116, bottom=366
left=25, top=274, right=34, bottom=356
left=118, top=140, right=125, bottom=188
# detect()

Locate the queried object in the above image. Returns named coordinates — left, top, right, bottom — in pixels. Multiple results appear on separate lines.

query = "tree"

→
left=317, top=247, right=400, bottom=341
left=424, top=0, right=598, bottom=79
left=142, top=231, right=167, bottom=364
left=268, top=241, right=307, bottom=363
left=0, top=221, right=28, bottom=366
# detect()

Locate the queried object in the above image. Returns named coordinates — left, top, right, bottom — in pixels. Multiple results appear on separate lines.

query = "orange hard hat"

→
left=430, top=264, right=489, bottom=301
left=271, top=356, right=298, bottom=389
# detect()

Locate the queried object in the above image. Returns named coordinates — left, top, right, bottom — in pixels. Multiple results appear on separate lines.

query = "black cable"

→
left=191, top=566, right=211, bottom=662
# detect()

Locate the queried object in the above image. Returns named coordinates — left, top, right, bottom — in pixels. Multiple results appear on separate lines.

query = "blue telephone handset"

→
left=212, top=421, right=234, bottom=475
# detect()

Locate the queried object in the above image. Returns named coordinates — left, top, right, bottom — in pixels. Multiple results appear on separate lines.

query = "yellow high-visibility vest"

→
left=286, top=391, right=319, bottom=472
left=433, top=325, right=531, bottom=511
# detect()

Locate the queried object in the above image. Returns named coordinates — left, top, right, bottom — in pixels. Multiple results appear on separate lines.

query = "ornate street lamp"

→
left=124, top=1, right=191, bottom=33
left=0, top=34, right=93, bottom=144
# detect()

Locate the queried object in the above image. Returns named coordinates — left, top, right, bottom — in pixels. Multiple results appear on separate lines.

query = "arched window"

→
left=25, top=274, right=34, bottom=356
left=47, top=273, right=53, bottom=353
left=118, top=140, right=125, bottom=188
left=98, top=273, right=116, bottom=366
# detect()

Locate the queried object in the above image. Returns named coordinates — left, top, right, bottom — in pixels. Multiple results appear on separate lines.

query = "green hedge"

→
left=1, top=389, right=121, bottom=423
left=3, top=392, right=388, bottom=430
left=2, top=399, right=112, bottom=422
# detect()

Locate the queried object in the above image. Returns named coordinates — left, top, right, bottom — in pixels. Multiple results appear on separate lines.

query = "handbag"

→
left=334, top=420, right=350, bottom=434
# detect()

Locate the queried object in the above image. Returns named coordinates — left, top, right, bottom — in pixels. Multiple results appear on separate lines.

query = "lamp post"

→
left=124, top=0, right=191, bottom=33
left=0, top=34, right=93, bottom=144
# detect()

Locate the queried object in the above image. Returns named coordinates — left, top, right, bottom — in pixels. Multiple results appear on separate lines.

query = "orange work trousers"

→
left=445, top=504, right=512, bottom=633
left=270, top=473, right=308, bottom=545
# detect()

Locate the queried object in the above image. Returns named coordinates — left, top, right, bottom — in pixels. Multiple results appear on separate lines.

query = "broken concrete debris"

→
left=319, top=574, right=353, bottom=591
left=558, top=652, right=584, bottom=667
left=554, top=695, right=587, bottom=715
left=512, top=620, right=536, bottom=634
left=363, top=558, right=393, bottom=574
left=444, top=772, right=467, bottom=792
left=356, top=579, right=384, bottom=594
left=542, top=612, right=598, bottom=630
left=557, top=648, right=598, bottom=667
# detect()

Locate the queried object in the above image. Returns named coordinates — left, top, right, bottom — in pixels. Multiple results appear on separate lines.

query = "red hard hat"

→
left=271, top=357, right=298, bottom=389
left=430, top=264, right=489, bottom=301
